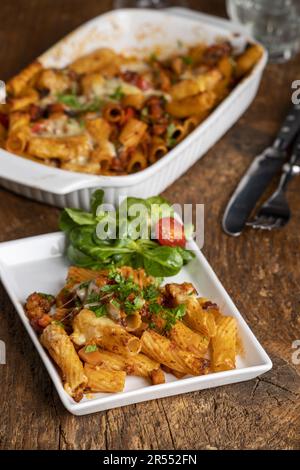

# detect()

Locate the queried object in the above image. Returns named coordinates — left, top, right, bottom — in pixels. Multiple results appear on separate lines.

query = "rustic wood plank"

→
left=0, top=0, right=299, bottom=450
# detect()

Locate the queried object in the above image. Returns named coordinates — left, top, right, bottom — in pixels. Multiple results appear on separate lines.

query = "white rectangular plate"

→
left=0, top=232, right=272, bottom=415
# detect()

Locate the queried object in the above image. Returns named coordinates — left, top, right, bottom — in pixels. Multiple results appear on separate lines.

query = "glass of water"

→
left=114, top=0, right=183, bottom=8
left=226, top=0, right=300, bottom=62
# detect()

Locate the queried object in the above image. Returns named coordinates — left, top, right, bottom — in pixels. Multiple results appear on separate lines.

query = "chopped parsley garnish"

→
left=110, top=298, right=120, bottom=309
left=78, top=281, right=90, bottom=289
left=166, top=123, right=177, bottom=148
left=53, top=320, right=65, bottom=329
left=133, top=297, right=145, bottom=309
left=72, top=269, right=184, bottom=329
left=57, top=93, right=102, bottom=112
left=124, top=296, right=144, bottom=315
left=164, top=304, right=186, bottom=330
left=148, top=302, right=186, bottom=331
left=90, top=304, right=107, bottom=317
left=124, top=300, right=136, bottom=315
left=104, top=273, right=140, bottom=301
left=141, top=107, right=149, bottom=119
left=108, top=270, right=123, bottom=283
left=149, top=302, right=161, bottom=315
left=149, top=52, right=158, bottom=62
left=182, top=56, right=193, bottom=65
left=143, top=284, right=159, bottom=302
left=85, top=344, right=98, bottom=353
left=57, top=93, right=80, bottom=108
left=85, top=292, right=100, bottom=304
left=109, top=86, right=125, bottom=101
left=100, top=284, right=115, bottom=293
left=38, top=292, right=55, bottom=302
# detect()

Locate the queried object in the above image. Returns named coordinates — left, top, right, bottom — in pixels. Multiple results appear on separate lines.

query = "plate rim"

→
left=0, top=231, right=272, bottom=414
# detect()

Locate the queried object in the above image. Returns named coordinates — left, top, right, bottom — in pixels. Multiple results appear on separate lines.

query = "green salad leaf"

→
left=60, top=190, right=195, bottom=277
left=91, top=189, right=104, bottom=217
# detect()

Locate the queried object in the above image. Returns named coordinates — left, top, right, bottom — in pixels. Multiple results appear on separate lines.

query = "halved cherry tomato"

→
left=123, top=107, right=135, bottom=123
left=122, top=71, right=151, bottom=91
left=156, top=217, right=186, bottom=248
left=31, top=122, right=45, bottom=134
left=135, top=76, right=151, bottom=91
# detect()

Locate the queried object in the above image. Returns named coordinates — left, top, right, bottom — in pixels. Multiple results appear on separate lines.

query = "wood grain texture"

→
left=0, top=0, right=299, bottom=450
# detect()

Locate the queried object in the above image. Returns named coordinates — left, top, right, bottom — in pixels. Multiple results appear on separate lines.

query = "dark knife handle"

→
left=222, top=152, right=286, bottom=236
left=274, top=103, right=300, bottom=151
left=290, top=131, right=300, bottom=166
left=278, top=132, right=300, bottom=191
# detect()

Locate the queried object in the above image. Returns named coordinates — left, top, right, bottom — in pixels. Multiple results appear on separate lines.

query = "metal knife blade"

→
left=223, top=103, right=300, bottom=236
left=222, top=148, right=287, bottom=236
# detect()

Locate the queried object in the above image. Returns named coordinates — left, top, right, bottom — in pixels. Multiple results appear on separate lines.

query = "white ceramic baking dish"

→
left=0, top=232, right=272, bottom=415
left=0, top=8, right=267, bottom=209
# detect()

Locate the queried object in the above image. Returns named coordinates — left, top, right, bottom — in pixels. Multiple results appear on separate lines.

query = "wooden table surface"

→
left=0, top=0, right=299, bottom=451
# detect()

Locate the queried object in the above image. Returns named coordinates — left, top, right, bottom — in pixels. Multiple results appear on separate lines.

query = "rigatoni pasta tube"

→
left=126, top=147, right=147, bottom=173
left=79, top=347, right=126, bottom=368
left=148, top=136, right=168, bottom=163
left=170, top=79, right=200, bottom=101
left=90, top=148, right=112, bottom=171
left=184, top=297, right=216, bottom=338
left=6, top=112, right=30, bottom=154
left=40, top=323, right=87, bottom=402
left=166, top=122, right=185, bottom=145
left=84, top=364, right=125, bottom=393
left=79, top=348, right=165, bottom=385
left=141, top=330, right=209, bottom=376
left=71, top=309, right=141, bottom=355
left=119, top=118, right=147, bottom=148
left=36, top=69, right=70, bottom=94
left=28, top=134, right=90, bottom=160
left=102, top=103, right=124, bottom=123
left=169, top=321, right=210, bottom=357
left=212, top=316, right=237, bottom=372
left=235, top=44, right=263, bottom=78
left=85, top=117, right=111, bottom=143
left=121, top=93, right=145, bottom=109
left=80, top=73, right=105, bottom=96
left=169, top=70, right=221, bottom=101
left=6, top=61, right=42, bottom=96
left=124, top=311, right=142, bottom=332
left=69, top=48, right=119, bottom=75
left=166, top=91, right=216, bottom=118
left=9, top=88, right=39, bottom=112
left=183, top=115, right=202, bottom=136
left=66, top=266, right=108, bottom=284
left=125, top=353, right=165, bottom=384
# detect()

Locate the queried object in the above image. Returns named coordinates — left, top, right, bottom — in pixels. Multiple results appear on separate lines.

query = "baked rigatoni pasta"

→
left=84, top=364, right=126, bottom=393
left=1, top=41, right=263, bottom=176
left=141, top=330, right=209, bottom=376
left=78, top=348, right=165, bottom=385
left=212, top=315, right=237, bottom=372
left=40, top=322, right=87, bottom=402
left=71, top=309, right=142, bottom=355
left=25, top=265, right=241, bottom=402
